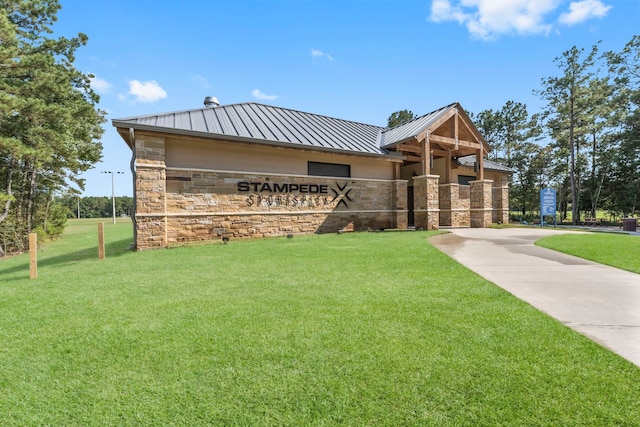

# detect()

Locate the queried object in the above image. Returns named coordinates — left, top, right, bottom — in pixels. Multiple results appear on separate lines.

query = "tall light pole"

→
left=102, top=171, right=124, bottom=224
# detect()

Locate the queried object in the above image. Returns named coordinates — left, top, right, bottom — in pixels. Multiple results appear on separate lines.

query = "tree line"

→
left=389, top=37, right=639, bottom=225
left=56, top=195, right=134, bottom=219
left=471, top=37, right=638, bottom=224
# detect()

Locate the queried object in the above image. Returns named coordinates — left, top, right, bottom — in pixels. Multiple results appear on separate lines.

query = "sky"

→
left=51, top=0, right=639, bottom=197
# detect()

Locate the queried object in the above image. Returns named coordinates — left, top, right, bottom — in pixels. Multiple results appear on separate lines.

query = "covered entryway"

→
left=381, top=103, right=505, bottom=229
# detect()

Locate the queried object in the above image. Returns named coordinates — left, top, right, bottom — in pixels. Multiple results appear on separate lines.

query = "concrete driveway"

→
left=430, top=228, right=640, bottom=367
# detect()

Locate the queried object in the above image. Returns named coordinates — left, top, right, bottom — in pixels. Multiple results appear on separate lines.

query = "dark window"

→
left=458, top=175, right=475, bottom=185
left=308, top=161, right=351, bottom=178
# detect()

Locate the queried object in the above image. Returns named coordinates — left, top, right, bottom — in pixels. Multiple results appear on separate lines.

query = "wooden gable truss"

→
left=392, top=105, right=489, bottom=182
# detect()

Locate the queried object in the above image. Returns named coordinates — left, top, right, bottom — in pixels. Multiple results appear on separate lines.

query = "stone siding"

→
left=470, top=180, right=493, bottom=228
left=439, top=183, right=470, bottom=227
left=392, top=180, right=408, bottom=229
left=130, top=134, right=509, bottom=248
left=492, top=185, right=509, bottom=224
left=166, top=212, right=395, bottom=243
left=136, top=162, right=408, bottom=248
left=413, top=175, right=439, bottom=230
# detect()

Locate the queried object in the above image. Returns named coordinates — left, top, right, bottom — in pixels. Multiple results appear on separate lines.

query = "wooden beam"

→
left=454, top=109, right=459, bottom=150
left=425, top=134, right=431, bottom=175
left=457, top=112, right=490, bottom=154
left=445, top=150, right=452, bottom=184
left=415, top=130, right=427, bottom=143
left=431, top=148, right=450, bottom=157
left=425, top=108, right=457, bottom=135
left=405, top=155, right=422, bottom=163
left=397, top=143, right=422, bottom=154
left=476, top=149, right=484, bottom=180
left=429, top=134, right=481, bottom=149
left=421, top=138, right=427, bottom=175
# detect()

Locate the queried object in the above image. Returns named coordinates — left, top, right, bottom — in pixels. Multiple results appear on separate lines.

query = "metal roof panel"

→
left=457, top=155, right=515, bottom=173
left=380, top=103, right=456, bottom=148
left=112, top=102, right=483, bottom=159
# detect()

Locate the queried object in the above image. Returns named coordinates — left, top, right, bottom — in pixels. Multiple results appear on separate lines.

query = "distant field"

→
left=1, top=221, right=639, bottom=425
left=537, top=232, right=640, bottom=273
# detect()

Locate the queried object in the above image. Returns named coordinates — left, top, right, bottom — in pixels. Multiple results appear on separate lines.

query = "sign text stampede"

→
left=238, top=181, right=331, bottom=207
left=237, top=181, right=353, bottom=208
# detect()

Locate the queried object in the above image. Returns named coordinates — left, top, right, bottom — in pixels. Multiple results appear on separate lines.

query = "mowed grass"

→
left=1, top=220, right=639, bottom=425
left=537, top=232, right=640, bottom=273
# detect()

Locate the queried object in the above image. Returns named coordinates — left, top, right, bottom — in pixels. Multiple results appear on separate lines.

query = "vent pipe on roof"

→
left=204, top=96, right=220, bottom=107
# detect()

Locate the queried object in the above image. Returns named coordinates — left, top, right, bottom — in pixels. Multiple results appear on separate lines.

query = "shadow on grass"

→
left=0, top=238, right=134, bottom=278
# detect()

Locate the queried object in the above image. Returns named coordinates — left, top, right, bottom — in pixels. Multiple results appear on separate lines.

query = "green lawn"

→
left=537, top=231, right=640, bottom=274
left=1, top=220, right=639, bottom=425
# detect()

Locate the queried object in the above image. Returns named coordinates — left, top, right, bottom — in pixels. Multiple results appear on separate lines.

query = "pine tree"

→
left=537, top=44, right=599, bottom=225
left=0, top=0, right=105, bottom=254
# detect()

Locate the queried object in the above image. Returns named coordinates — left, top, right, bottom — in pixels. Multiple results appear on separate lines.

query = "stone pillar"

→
left=392, top=179, right=408, bottom=229
left=439, top=183, right=470, bottom=227
left=413, top=175, right=439, bottom=230
left=492, top=175, right=509, bottom=224
left=470, top=180, right=493, bottom=228
left=439, top=183, right=453, bottom=226
left=135, top=135, right=167, bottom=250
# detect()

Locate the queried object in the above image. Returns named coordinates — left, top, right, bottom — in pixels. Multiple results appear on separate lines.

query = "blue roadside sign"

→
left=540, top=187, right=557, bottom=226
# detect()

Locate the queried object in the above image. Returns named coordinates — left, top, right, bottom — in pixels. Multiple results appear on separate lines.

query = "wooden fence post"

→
left=29, top=233, right=37, bottom=279
left=98, top=223, right=105, bottom=260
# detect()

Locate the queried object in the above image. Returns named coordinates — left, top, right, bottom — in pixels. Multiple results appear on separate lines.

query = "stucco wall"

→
left=165, top=137, right=394, bottom=180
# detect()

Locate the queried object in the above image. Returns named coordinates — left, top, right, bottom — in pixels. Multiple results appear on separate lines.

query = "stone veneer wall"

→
left=470, top=180, right=493, bottom=228
left=134, top=134, right=168, bottom=250
left=132, top=134, right=508, bottom=247
left=161, top=169, right=408, bottom=244
left=132, top=132, right=408, bottom=249
left=439, top=183, right=470, bottom=227
left=492, top=175, right=510, bottom=224
left=412, top=175, right=439, bottom=230
left=391, top=180, right=408, bottom=230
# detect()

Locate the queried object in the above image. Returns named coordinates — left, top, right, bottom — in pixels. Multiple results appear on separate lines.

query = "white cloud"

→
left=89, top=76, right=111, bottom=93
left=123, top=80, right=168, bottom=103
left=559, top=0, right=612, bottom=26
left=193, top=75, right=211, bottom=89
left=311, top=48, right=334, bottom=62
left=429, top=0, right=610, bottom=40
left=251, top=89, right=278, bottom=101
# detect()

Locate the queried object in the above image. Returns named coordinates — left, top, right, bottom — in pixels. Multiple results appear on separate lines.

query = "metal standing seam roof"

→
left=456, top=155, right=515, bottom=173
left=378, top=103, right=458, bottom=148
left=113, top=101, right=496, bottom=164
left=113, top=102, right=390, bottom=156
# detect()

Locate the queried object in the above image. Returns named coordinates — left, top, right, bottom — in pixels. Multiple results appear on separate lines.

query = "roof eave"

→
left=113, top=121, right=404, bottom=161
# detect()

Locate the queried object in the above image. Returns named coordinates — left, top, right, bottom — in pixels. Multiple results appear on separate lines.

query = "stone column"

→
left=470, top=179, right=493, bottom=228
left=413, top=175, right=439, bottom=230
left=135, top=135, right=167, bottom=250
left=439, top=183, right=470, bottom=227
left=439, top=183, right=453, bottom=226
left=492, top=175, right=509, bottom=224
left=392, top=179, right=408, bottom=229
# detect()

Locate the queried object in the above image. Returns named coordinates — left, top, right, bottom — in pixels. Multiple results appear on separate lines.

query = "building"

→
left=113, top=100, right=511, bottom=250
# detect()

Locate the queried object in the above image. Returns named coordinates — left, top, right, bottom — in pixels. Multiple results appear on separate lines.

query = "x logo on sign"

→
left=330, top=182, right=354, bottom=208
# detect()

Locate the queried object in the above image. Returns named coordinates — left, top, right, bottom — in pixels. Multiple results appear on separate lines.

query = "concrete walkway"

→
left=430, top=228, right=640, bottom=367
